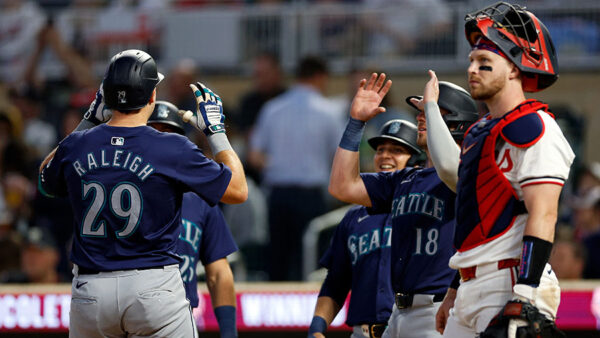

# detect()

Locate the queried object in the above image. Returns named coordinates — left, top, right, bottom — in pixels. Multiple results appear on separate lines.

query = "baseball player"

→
left=147, top=101, right=239, bottom=338
left=308, top=120, right=422, bottom=338
left=328, top=73, right=479, bottom=338
left=38, top=49, right=247, bottom=337
left=421, top=3, right=575, bottom=337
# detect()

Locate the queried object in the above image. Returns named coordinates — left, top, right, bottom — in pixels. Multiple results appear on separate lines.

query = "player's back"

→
left=53, top=124, right=230, bottom=271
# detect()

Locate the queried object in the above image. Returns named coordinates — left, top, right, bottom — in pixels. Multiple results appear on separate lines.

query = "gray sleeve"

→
left=425, top=101, right=460, bottom=192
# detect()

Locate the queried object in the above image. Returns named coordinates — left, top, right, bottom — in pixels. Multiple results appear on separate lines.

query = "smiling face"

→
left=374, top=140, right=412, bottom=173
left=467, top=49, right=514, bottom=101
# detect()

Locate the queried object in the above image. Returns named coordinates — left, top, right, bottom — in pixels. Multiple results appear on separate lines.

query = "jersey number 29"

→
left=82, top=181, right=142, bottom=238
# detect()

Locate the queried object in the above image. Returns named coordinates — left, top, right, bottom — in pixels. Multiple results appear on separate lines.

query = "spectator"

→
left=577, top=161, right=600, bottom=196
left=234, top=52, right=286, bottom=182
left=583, top=228, right=600, bottom=279
left=1, top=226, right=68, bottom=283
left=362, top=0, right=452, bottom=57
left=572, top=186, right=600, bottom=241
left=164, top=58, right=199, bottom=113
left=249, top=55, right=342, bottom=281
left=8, top=87, right=57, bottom=162
left=0, top=0, right=46, bottom=84
left=549, top=227, right=586, bottom=280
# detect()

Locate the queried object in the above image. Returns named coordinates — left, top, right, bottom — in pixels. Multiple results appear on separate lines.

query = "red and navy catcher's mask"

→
left=465, top=2, right=558, bottom=92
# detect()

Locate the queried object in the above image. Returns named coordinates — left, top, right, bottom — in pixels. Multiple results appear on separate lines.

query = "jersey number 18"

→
left=414, top=227, right=439, bottom=255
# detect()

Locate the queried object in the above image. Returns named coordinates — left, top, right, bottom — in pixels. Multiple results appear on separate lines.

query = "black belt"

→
left=78, top=265, right=162, bottom=275
left=361, top=323, right=386, bottom=338
left=395, top=292, right=445, bottom=309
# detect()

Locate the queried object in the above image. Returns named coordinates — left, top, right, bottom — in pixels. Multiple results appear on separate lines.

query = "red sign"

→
left=0, top=288, right=598, bottom=332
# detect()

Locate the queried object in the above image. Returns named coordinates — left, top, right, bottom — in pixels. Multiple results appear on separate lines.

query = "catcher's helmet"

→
left=465, top=2, right=558, bottom=92
left=103, top=49, right=164, bottom=111
left=406, top=81, right=479, bottom=141
left=368, top=119, right=422, bottom=155
left=148, top=101, right=185, bottom=135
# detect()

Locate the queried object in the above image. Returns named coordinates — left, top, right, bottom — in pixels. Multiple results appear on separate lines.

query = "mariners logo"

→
left=389, top=122, right=401, bottom=134
left=118, top=91, right=127, bottom=104
left=157, top=106, right=169, bottom=119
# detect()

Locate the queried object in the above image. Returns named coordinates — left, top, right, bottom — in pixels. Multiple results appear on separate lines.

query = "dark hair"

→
left=296, top=55, right=328, bottom=79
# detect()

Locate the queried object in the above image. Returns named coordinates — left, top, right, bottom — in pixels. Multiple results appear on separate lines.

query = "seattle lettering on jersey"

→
left=179, top=218, right=202, bottom=253
left=71, top=149, right=155, bottom=181
left=348, top=226, right=392, bottom=265
left=390, top=193, right=445, bottom=221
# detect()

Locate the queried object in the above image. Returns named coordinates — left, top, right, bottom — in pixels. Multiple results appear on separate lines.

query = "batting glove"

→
left=83, top=84, right=112, bottom=125
left=181, top=82, right=226, bottom=135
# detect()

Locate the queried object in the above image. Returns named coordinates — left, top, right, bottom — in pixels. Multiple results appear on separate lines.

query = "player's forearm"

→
left=424, top=101, right=459, bottom=191
left=313, top=296, right=341, bottom=325
left=206, top=260, right=236, bottom=307
left=329, top=147, right=371, bottom=207
left=215, top=149, right=248, bottom=204
left=208, top=276, right=236, bottom=308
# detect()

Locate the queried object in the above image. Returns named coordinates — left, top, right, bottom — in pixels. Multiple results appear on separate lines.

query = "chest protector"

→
left=455, top=100, right=551, bottom=251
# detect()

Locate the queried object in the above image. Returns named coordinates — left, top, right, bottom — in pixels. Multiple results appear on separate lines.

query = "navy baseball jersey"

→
left=39, top=124, right=232, bottom=272
left=178, top=192, right=238, bottom=308
left=319, top=206, right=393, bottom=326
left=361, top=167, right=456, bottom=295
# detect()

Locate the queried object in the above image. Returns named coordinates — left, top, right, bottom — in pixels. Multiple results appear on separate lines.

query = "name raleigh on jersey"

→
left=72, top=148, right=155, bottom=182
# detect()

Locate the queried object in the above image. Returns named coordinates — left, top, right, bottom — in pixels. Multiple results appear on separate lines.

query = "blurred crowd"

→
left=0, top=0, right=598, bottom=284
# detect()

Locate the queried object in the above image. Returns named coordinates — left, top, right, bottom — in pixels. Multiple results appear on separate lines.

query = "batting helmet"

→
left=406, top=81, right=479, bottom=141
left=148, top=101, right=185, bottom=135
left=465, top=2, right=558, bottom=92
left=368, top=119, right=422, bottom=155
left=103, top=49, right=164, bottom=112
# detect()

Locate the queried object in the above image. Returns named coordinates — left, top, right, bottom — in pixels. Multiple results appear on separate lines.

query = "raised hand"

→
left=83, top=84, right=112, bottom=125
left=349, top=73, right=392, bottom=122
left=423, top=69, right=440, bottom=104
left=181, top=82, right=226, bottom=134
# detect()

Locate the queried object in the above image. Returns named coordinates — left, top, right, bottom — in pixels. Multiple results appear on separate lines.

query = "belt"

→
left=459, top=258, right=520, bottom=282
left=77, top=265, right=162, bottom=275
left=357, top=323, right=386, bottom=338
left=395, top=293, right=445, bottom=309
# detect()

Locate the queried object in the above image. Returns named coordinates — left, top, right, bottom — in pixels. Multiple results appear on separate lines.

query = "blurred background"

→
left=0, top=0, right=599, bottom=336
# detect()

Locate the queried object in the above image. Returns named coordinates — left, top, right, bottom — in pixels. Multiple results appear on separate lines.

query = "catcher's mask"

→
left=465, top=2, right=558, bottom=92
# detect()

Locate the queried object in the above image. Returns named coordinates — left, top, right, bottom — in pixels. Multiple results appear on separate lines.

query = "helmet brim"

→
left=367, top=135, right=421, bottom=154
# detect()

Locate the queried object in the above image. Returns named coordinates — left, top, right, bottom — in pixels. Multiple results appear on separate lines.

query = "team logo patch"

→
left=157, top=106, right=169, bottom=118
left=118, top=91, right=127, bottom=104
left=389, top=122, right=401, bottom=134
left=111, top=137, right=125, bottom=146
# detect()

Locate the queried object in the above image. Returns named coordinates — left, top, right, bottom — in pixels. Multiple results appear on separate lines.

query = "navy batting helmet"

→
left=148, top=101, right=185, bottom=135
left=368, top=120, right=422, bottom=155
left=103, top=49, right=164, bottom=112
left=406, top=81, right=479, bottom=141
left=465, top=2, right=558, bottom=92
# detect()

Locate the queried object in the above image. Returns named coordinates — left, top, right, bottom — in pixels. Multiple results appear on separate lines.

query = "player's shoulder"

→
left=345, top=205, right=367, bottom=218
left=501, top=110, right=547, bottom=148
